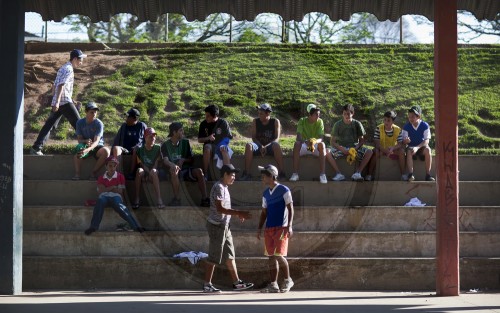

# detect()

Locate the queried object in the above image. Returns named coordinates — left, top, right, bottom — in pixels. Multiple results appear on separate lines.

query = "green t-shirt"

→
left=331, top=119, right=365, bottom=147
left=297, top=117, right=324, bottom=140
left=136, top=144, right=161, bottom=169
left=160, top=139, right=193, bottom=170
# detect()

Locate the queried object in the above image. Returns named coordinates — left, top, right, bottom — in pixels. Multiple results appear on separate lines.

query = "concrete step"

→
left=23, top=155, right=500, bottom=181
left=24, top=230, right=500, bottom=257
left=24, top=206, right=500, bottom=232
left=23, top=180, right=500, bottom=206
left=23, top=256, right=500, bottom=290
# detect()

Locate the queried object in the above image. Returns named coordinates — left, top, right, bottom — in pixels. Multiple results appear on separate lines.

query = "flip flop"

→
left=132, top=203, right=140, bottom=210
left=158, top=203, right=165, bottom=209
left=72, top=176, right=80, bottom=181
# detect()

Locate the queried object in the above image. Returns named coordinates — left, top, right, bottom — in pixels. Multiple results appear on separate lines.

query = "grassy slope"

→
left=27, top=44, right=500, bottom=154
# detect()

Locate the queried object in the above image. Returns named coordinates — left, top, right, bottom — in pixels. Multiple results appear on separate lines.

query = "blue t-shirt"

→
left=76, top=118, right=104, bottom=146
left=262, top=184, right=293, bottom=228
left=113, top=121, right=147, bottom=151
left=403, top=120, right=431, bottom=147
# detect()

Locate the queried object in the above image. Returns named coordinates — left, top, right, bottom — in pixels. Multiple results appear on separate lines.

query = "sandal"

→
left=132, top=203, right=140, bottom=210
left=72, top=175, right=80, bottom=181
left=157, top=203, right=165, bottom=209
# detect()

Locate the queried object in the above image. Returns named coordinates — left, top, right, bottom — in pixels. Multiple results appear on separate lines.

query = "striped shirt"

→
left=52, top=62, right=74, bottom=106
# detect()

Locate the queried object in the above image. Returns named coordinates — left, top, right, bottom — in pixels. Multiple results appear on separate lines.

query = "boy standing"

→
left=203, top=164, right=254, bottom=293
left=402, top=105, right=435, bottom=181
left=257, top=164, right=294, bottom=293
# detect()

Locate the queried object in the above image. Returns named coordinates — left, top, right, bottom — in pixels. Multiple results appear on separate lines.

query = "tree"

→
left=236, top=28, right=267, bottom=43
left=457, top=11, right=500, bottom=43
left=63, top=14, right=141, bottom=43
left=142, top=14, right=192, bottom=42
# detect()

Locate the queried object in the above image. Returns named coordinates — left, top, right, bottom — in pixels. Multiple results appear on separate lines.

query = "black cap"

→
left=408, top=105, right=422, bottom=116
left=220, top=164, right=240, bottom=176
left=70, top=49, right=87, bottom=60
left=126, top=108, right=140, bottom=118
left=85, top=102, right=99, bottom=111
left=256, top=103, right=272, bottom=112
left=168, top=122, right=183, bottom=137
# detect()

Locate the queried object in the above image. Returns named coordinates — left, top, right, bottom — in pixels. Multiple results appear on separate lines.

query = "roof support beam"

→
left=0, top=0, right=25, bottom=295
left=434, top=0, right=460, bottom=297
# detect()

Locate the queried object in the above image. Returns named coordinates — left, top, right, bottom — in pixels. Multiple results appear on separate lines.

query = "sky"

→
left=24, top=12, right=500, bottom=44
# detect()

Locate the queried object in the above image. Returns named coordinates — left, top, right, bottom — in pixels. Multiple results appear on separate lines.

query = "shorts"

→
left=299, top=142, right=321, bottom=157
left=330, top=146, right=370, bottom=162
left=206, top=221, right=235, bottom=264
left=249, top=142, right=275, bottom=156
left=407, top=145, right=430, bottom=161
left=204, top=142, right=231, bottom=160
left=264, top=226, right=289, bottom=257
left=74, top=143, right=104, bottom=159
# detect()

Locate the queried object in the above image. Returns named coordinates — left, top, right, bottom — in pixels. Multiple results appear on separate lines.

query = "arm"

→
left=215, top=199, right=251, bottom=221
left=97, top=183, right=123, bottom=196
left=286, top=202, right=294, bottom=237
left=330, top=134, right=349, bottom=155
left=257, top=208, right=267, bottom=240
left=52, top=83, right=65, bottom=112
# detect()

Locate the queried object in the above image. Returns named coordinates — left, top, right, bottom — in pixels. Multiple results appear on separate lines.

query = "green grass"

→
left=26, top=43, right=500, bottom=154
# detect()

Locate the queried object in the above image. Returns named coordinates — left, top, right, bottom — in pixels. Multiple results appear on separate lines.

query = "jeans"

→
left=32, top=102, right=80, bottom=150
left=90, top=195, right=140, bottom=230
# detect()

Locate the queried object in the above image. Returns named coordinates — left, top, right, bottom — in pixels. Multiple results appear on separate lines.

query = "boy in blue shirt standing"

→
left=257, top=164, right=294, bottom=293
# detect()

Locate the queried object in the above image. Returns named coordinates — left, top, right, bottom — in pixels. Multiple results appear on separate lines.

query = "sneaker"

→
left=30, top=147, right=43, bottom=156
left=401, top=174, right=408, bottom=181
left=319, top=174, right=328, bottom=184
left=260, top=282, right=280, bottom=293
left=116, top=222, right=133, bottom=232
left=351, top=172, right=363, bottom=181
left=203, top=283, right=221, bottom=293
left=407, top=173, right=415, bottom=182
left=425, top=174, right=435, bottom=181
left=239, top=173, right=252, bottom=181
left=84, top=227, right=96, bottom=236
left=280, top=278, right=294, bottom=293
left=233, top=280, right=254, bottom=291
left=289, top=173, right=299, bottom=182
left=332, top=173, right=345, bottom=181
left=200, top=198, right=210, bottom=207
left=365, top=175, right=373, bottom=181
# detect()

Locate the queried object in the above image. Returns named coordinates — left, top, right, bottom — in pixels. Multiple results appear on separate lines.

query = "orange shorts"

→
left=264, top=226, right=289, bottom=256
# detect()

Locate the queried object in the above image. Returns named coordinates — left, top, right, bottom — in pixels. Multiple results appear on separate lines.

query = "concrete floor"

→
left=1, top=290, right=499, bottom=313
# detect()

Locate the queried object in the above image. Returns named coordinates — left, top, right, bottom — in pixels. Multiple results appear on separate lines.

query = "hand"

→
left=410, top=146, right=419, bottom=155
left=52, top=103, right=59, bottom=112
left=260, top=147, right=266, bottom=156
left=208, top=134, right=216, bottom=142
left=340, top=146, right=349, bottom=155
left=403, top=137, right=411, bottom=145
left=287, top=226, right=294, bottom=238
left=257, top=229, right=262, bottom=240
left=238, top=210, right=252, bottom=222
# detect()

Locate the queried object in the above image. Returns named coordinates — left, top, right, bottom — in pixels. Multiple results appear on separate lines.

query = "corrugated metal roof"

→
left=25, top=0, right=500, bottom=23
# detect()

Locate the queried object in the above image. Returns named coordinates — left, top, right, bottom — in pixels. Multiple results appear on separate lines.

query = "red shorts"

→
left=264, top=226, right=289, bottom=256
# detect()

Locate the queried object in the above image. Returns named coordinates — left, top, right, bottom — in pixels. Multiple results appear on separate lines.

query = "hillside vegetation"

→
left=25, top=43, right=500, bottom=154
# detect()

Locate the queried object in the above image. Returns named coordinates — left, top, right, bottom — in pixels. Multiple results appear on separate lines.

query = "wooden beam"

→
left=434, top=0, right=460, bottom=296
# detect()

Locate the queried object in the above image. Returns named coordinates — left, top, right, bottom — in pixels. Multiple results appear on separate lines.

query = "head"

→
left=342, top=104, right=355, bottom=123
left=220, top=164, right=240, bottom=185
left=125, top=108, right=140, bottom=125
left=168, top=122, right=184, bottom=140
left=85, top=102, right=99, bottom=120
left=383, top=110, right=397, bottom=129
left=307, top=103, right=320, bottom=121
left=69, top=49, right=87, bottom=68
left=257, top=103, right=272, bottom=121
left=258, top=164, right=279, bottom=185
left=204, top=105, right=219, bottom=123
left=144, top=127, right=157, bottom=145
left=408, top=105, right=422, bottom=125
left=105, top=156, right=119, bottom=174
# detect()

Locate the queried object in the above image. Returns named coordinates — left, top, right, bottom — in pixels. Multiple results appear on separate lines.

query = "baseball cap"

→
left=220, top=164, right=240, bottom=176
left=70, top=49, right=87, bottom=59
left=105, top=156, right=119, bottom=165
left=168, top=122, right=183, bottom=137
left=257, top=103, right=272, bottom=112
left=408, top=105, right=422, bottom=116
left=307, top=103, right=320, bottom=114
left=144, top=127, right=157, bottom=137
left=85, top=102, right=99, bottom=111
left=125, top=108, right=140, bottom=118
left=258, top=164, right=279, bottom=177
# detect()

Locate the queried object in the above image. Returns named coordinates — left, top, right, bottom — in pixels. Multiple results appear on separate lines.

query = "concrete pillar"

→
left=0, top=0, right=24, bottom=295
left=434, top=0, right=460, bottom=296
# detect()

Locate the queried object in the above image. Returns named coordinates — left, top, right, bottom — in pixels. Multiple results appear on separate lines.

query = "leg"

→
left=268, top=256, right=279, bottom=283
left=134, top=168, right=144, bottom=204
left=396, top=147, right=406, bottom=175
left=149, top=169, right=164, bottom=207
left=317, top=142, right=326, bottom=174
left=204, top=261, right=216, bottom=284
left=59, top=102, right=81, bottom=129
left=220, top=146, right=231, bottom=165
left=423, top=146, right=432, bottom=175
left=271, top=143, right=285, bottom=174
left=32, top=109, right=63, bottom=151
left=276, top=256, right=291, bottom=280
left=357, top=149, right=373, bottom=173
left=89, top=196, right=108, bottom=230
left=112, top=146, right=122, bottom=158
left=368, top=148, right=378, bottom=177
left=292, top=141, right=301, bottom=173
left=73, top=154, right=83, bottom=178
left=225, top=258, right=240, bottom=283
left=193, top=168, right=208, bottom=198
left=110, top=196, right=140, bottom=229
left=91, top=146, right=110, bottom=177
left=202, top=144, right=212, bottom=177
left=326, top=149, right=341, bottom=173
left=170, top=167, right=180, bottom=200
left=406, top=148, right=415, bottom=174
left=244, top=142, right=254, bottom=173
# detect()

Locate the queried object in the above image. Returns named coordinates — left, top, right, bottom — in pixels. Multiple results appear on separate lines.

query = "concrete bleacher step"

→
left=24, top=206, right=500, bottom=232
left=24, top=230, right=500, bottom=258
left=23, top=179, right=500, bottom=206
left=23, top=256, right=500, bottom=290
left=23, top=155, right=500, bottom=181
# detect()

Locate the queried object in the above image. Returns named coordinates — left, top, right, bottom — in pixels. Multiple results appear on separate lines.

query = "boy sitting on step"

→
left=84, top=156, right=144, bottom=235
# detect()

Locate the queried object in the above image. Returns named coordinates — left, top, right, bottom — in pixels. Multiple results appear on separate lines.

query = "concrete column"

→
left=0, top=0, right=24, bottom=295
left=434, top=0, right=460, bottom=296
